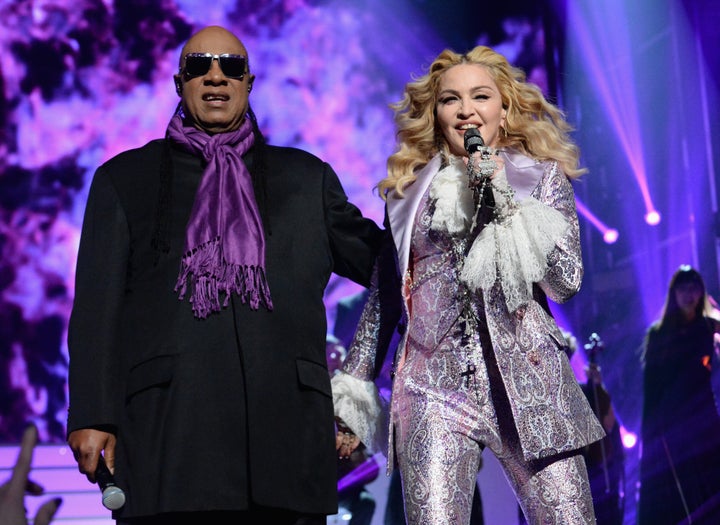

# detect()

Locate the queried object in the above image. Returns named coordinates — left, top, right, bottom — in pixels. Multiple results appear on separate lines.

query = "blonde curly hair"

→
left=379, top=46, right=586, bottom=199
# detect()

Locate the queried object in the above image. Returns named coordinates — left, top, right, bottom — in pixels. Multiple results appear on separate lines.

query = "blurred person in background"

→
left=638, top=265, right=720, bottom=524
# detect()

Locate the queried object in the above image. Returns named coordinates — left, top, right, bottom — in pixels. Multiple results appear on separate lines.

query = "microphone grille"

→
left=463, top=128, right=484, bottom=153
left=102, top=486, right=127, bottom=510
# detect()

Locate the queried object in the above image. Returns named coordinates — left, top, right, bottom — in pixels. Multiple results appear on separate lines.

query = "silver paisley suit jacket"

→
left=340, top=149, right=604, bottom=463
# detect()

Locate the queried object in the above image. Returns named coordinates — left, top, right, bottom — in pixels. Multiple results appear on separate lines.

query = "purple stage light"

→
left=644, top=210, right=661, bottom=225
left=603, top=229, right=619, bottom=244
left=619, top=426, right=637, bottom=449
left=567, top=1, right=658, bottom=220
left=575, top=197, right=619, bottom=243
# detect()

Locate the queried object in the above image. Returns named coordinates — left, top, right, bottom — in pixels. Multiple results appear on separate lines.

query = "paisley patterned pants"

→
left=392, top=334, right=596, bottom=525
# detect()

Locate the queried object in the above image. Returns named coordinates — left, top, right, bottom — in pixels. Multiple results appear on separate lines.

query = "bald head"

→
left=179, top=26, right=248, bottom=69
left=174, top=25, right=255, bottom=134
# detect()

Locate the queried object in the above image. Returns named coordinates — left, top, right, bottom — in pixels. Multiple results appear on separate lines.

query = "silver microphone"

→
left=463, top=128, right=496, bottom=209
left=95, top=455, right=126, bottom=510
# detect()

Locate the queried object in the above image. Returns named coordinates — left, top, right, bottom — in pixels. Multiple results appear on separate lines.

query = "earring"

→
left=174, top=80, right=182, bottom=95
left=501, top=126, right=508, bottom=138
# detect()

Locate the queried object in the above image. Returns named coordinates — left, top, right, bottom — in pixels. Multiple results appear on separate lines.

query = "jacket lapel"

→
left=501, top=149, right=545, bottom=201
left=386, top=154, right=441, bottom=278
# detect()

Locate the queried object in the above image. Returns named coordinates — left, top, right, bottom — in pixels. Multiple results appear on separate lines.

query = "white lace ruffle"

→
left=461, top=193, right=569, bottom=313
left=429, top=157, right=474, bottom=235
left=331, top=371, right=388, bottom=455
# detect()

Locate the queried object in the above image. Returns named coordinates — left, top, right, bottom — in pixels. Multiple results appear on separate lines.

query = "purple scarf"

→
left=168, top=114, right=272, bottom=318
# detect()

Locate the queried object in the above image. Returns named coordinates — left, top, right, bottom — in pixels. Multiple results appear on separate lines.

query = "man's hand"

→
left=67, top=428, right=117, bottom=483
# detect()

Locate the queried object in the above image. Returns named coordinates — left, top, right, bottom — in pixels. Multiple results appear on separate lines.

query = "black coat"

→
left=638, top=317, right=720, bottom=524
left=67, top=139, right=382, bottom=518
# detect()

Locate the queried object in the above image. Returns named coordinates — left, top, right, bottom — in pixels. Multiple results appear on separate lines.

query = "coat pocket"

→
left=296, top=358, right=332, bottom=398
left=126, top=354, right=175, bottom=400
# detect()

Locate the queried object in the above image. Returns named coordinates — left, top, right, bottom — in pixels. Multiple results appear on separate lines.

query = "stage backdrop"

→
left=0, top=0, right=554, bottom=443
left=2, top=2, right=720, bottom=525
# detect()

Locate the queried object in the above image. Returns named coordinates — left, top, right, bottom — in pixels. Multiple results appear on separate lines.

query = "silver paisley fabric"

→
left=334, top=151, right=604, bottom=524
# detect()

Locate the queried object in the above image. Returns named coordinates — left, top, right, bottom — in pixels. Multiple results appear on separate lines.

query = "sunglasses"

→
left=181, top=53, right=247, bottom=79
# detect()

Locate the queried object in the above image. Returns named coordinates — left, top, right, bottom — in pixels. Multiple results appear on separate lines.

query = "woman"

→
left=332, top=46, right=603, bottom=525
left=638, top=266, right=720, bottom=524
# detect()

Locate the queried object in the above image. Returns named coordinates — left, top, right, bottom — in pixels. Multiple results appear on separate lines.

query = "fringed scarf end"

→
left=228, top=264, right=273, bottom=311
left=175, top=238, right=273, bottom=319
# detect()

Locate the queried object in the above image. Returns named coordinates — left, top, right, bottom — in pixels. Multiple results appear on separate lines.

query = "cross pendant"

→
left=460, top=363, right=476, bottom=387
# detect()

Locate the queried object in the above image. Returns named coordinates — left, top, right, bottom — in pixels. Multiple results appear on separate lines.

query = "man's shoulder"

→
left=100, top=139, right=166, bottom=170
left=264, top=144, right=325, bottom=169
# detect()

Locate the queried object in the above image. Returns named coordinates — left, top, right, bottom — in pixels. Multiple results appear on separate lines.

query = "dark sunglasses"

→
left=181, top=53, right=247, bottom=79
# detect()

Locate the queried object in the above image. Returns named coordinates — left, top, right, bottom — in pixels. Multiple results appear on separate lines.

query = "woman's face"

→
left=435, top=63, right=506, bottom=156
left=674, top=281, right=703, bottom=318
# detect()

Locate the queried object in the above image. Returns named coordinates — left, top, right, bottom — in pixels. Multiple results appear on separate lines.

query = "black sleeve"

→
left=322, top=162, right=383, bottom=287
left=67, top=168, right=128, bottom=436
left=373, top=210, right=404, bottom=378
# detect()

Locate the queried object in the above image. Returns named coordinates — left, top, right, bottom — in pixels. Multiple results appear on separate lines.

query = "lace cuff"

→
left=460, top=188, right=569, bottom=313
left=331, top=371, right=388, bottom=455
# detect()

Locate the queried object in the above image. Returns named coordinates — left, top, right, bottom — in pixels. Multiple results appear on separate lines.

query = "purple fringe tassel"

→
left=175, top=237, right=273, bottom=319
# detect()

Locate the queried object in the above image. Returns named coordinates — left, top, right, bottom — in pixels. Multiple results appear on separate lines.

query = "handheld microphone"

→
left=463, top=128, right=496, bottom=233
left=95, top=455, right=126, bottom=510
left=463, top=127, right=485, bottom=154
left=464, top=128, right=496, bottom=178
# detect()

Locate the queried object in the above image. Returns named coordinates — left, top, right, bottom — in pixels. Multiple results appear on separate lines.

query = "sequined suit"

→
left=336, top=150, right=604, bottom=525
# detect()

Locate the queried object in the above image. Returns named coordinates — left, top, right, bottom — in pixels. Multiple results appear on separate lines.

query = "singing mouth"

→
left=202, top=93, right=229, bottom=102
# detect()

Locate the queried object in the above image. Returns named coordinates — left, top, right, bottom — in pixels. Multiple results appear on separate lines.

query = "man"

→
left=66, top=25, right=382, bottom=524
